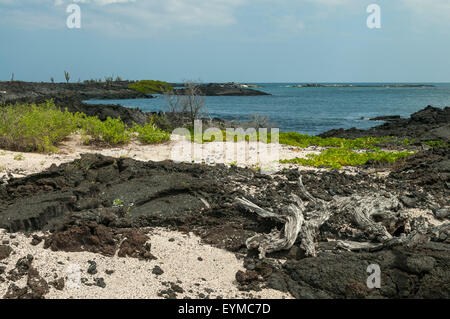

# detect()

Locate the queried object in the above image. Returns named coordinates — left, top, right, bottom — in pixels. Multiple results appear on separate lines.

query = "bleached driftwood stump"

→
left=236, top=176, right=439, bottom=259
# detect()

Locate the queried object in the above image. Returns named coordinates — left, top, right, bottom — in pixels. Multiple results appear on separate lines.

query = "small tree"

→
left=163, top=81, right=207, bottom=128
left=180, top=82, right=207, bottom=127
left=163, top=89, right=181, bottom=113
left=64, top=71, right=70, bottom=83
left=50, top=77, right=54, bottom=83
left=248, top=114, right=271, bottom=129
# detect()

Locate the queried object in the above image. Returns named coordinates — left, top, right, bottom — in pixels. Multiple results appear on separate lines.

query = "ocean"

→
left=86, top=83, right=450, bottom=136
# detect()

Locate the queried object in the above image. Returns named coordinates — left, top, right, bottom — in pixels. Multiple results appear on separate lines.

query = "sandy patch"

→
left=0, top=228, right=291, bottom=299
left=0, top=134, right=324, bottom=179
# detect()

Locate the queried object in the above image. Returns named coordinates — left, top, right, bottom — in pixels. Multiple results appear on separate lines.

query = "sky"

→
left=0, top=0, right=450, bottom=83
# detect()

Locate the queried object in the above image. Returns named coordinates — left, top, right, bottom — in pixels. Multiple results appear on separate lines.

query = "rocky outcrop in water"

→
left=175, top=83, right=270, bottom=96
left=0, top=81, right=147, bottom=103
left=320, top=105, right=450, bottom=141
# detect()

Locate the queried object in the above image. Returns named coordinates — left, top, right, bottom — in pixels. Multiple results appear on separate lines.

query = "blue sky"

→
left=1, top=0, right=449, bottom=83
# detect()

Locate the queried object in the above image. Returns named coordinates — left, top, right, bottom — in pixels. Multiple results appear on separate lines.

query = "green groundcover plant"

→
left=276, top=132, right=399, bottom=150
left=192, top=130, right=419, bottom=150
left=281, top=148, right=414, bottom=169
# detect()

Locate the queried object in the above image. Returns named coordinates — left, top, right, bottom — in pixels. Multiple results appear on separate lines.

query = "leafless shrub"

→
left=249, top=114, right=272, bottom=129
left=163, top=81, right=207, bottom=127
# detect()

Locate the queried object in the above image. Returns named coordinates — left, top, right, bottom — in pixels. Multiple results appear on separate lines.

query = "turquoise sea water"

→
left=86, top=83, right=450, bottom=135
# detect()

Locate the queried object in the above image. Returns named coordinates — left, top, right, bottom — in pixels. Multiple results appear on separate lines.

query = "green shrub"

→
left=0, top=100, right=136, bottom=152
left=132, top=122, right=170, bottom=144
left=281, top=148, right=414, bottom=169
left=0, top=100, right=80, bottom=152
left=81, top=116, right=131, bottom=145
left=128, top=80, right=173, bottom=94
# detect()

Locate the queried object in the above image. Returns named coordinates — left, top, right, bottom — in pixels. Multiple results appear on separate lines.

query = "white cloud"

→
left=55, top=0, right=136, bottom=5
left=0, top=0, right=247, bottom=34
left=2, top=0, right=448, bottom=36
left=273, top=15, right=305, bottom=34
left=401, top=0, right=450, bottom=20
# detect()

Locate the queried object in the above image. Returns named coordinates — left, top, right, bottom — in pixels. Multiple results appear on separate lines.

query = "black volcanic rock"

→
left=0, top=81, right=148, bottom=102
left=370, top=115, right=401, bottom=121
left=175, top=83, right=270, bottom=96
left=320, top=105, right=450, bottom=141
left=0, top=81, right=150, bottom=126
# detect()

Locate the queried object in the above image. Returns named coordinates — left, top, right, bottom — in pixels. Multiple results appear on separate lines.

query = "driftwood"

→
left=236, top=176, right=443, bottom=259
left=336, top=220, right=437, bottom=252
left=236, top=176, right=330, bottom=258
left=236, top=197, right=305, bottom=259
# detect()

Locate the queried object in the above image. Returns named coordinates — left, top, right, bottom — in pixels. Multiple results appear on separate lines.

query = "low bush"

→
left=0, top=100, right=80, bottom=152
left=81, top=116, right=131, bottom=145
left=0, top=100, right=173, bottom=153
left=132, top=122, right=170, bottom=144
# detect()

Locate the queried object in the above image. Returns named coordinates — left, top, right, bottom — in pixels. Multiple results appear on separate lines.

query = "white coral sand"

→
left=0, top=228, right=291, bottom=299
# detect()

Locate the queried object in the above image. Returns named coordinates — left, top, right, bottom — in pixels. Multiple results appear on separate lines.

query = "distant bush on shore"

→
left=129, top=80, right=173, bottom=94
left=0, top=100, right=170, bottom=152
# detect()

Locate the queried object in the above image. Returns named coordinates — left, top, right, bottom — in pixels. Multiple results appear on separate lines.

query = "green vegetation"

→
left=0, top=101, right=80, bottom=152
left=131, top=121, right=170, bottom=144
left=276, top=132, right=394, bottom=150
left=81, top=116, right=131, bottom=145
left=423, top=140, right=448, bottom=148
left=189, top=130, right=414, bottom=150
left=113, top=198, right=124, bottom=207
left=14, top=154, right=24, bottom=161
left=128, top=80, right=173, bottom=94
left=0, top=100, right=173, bottom=153
left=281, top=148, right=414, bottom=169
